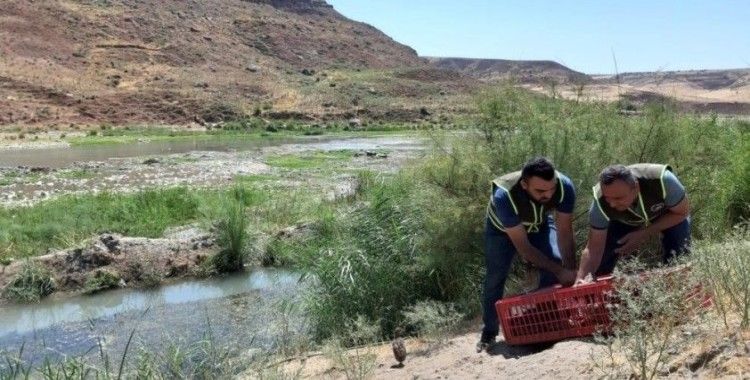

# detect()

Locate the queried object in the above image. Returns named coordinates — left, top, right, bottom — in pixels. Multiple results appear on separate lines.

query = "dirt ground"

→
left=244, top=319, right=750, bottom=379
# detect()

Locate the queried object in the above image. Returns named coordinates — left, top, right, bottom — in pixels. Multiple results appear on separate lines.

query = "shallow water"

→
left=0, top=269, right=306, bottom=364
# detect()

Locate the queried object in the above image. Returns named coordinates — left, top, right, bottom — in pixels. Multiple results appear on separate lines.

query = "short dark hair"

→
left=521, top=157, right=555, bottom=181
left=599, top=165, right=637, bottom=187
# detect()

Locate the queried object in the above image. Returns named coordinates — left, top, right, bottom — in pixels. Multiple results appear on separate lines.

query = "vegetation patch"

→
left=2, top=261, right=56, bottom=302
left=212, top=187, right=255, bottom=273
left=266, top=150, right=353, bottom=170
left=0, top=187, right=204, bottom=260
left=83, top=268, right=122, bottom=294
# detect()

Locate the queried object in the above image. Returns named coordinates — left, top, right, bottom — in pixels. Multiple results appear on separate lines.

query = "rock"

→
left=64, top=248, right=112, bottom=271
left=29, top=166, right=51, bottom=174
left=245, top=65, right=260, bottom=73
left=100, top=234, right=121, bottom=254
left=301, top=68, right=315, bottom=76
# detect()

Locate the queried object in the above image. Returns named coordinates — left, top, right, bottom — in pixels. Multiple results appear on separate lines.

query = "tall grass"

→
left=692, top=227, right=750, bottom=328
left=212, top=187, right=253, bottom=273
left=2, top=260, right=56, bottom=302
left=0, top=329, right=239, bottom=379
left=301, top=173, right=433, bottom=339
left=0, top=187, right=203, bottom=260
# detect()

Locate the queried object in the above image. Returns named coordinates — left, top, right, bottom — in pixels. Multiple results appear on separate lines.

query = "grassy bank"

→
left=0, top=183, right=338, bottom=262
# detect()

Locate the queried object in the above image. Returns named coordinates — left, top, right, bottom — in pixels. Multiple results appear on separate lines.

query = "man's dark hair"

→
left=599, top=165, right=637, bottom=187
left=521, top=157, right=555, bottom=181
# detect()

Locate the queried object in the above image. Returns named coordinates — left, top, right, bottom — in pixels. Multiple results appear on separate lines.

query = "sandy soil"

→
left=244, top=328, right=606, bottom=379
left=242, top=321, right=750, bottom=379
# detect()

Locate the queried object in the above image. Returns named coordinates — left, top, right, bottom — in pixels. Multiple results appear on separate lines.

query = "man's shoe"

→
left=476, top=337, right=495, bottom=353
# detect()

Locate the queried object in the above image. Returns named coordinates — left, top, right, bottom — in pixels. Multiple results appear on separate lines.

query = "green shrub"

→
left=598, top=259, right=705, bottom=379
left=691, top=227, right=750, bottom=327
left=3, top=261, right=56, bottom=302
left=212, top=187, right=253, bottom=272
left=302, top=174, right=432, bottom=339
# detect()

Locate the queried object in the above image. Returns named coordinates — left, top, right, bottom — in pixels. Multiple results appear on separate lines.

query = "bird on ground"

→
left=391, top=327, right=406, bottom=368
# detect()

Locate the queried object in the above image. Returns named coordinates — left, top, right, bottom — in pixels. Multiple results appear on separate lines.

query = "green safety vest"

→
left=592, top=164, right=673, bottom=227
left=486, top=170, right=566, bottom=233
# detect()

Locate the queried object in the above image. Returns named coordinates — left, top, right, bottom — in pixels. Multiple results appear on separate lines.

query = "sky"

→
left=326, top=0, right=750, bottom=74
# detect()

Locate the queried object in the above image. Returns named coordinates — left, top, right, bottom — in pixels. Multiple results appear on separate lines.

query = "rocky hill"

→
left=426, top=57, right=591, bottom=84
left=0, top=0, right=449, bottom=126
left=2, top=0, right=749, bottom=127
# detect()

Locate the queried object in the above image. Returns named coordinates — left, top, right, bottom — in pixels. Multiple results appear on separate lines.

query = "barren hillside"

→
left=1, top=0, right=479, bottom=126
left=3, top=1, right=749, bottom=127
left=426, top=56, right=591, bottom=84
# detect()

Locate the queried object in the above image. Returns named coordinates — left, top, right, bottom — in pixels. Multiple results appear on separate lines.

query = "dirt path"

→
left=249, top=328, right=606, bottom=379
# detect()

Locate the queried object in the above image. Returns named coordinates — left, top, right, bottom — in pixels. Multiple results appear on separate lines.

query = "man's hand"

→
left=574, top=273, right=594, bottom=287
left=615, top=229, right=648, bottom=256
left=556, top=268, right=576, bottom=287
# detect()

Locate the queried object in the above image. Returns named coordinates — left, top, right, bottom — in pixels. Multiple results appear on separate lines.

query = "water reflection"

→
left=0, top=269, right=300, bottom=338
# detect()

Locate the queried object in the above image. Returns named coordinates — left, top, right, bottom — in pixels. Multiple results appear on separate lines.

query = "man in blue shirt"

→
left=479, top=157, right=577, bottom=352
left=576, top=164, right=691, bottom=281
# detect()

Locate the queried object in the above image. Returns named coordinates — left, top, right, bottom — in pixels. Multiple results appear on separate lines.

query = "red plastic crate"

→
left=496, top=277, right=615, bottom=345
left=496, top=270, right=713, bottom=346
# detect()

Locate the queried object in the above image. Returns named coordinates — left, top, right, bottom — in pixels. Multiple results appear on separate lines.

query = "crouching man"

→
left=577, top=164, right=691, bottom=282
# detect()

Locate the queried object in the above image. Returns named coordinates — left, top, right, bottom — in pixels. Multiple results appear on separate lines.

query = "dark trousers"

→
left=481, top=217, right=562, bottom=340
left=596, top=217, right=692, bottom=275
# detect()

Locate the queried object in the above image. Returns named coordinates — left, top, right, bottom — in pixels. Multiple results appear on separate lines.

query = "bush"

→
left=3, top=260, right=56, bottom=302
left=212, top=187, right=252, bottom=272
left=597, top=259, right=706, bottom=379
left=691, top=227, right=750, bottom=327
left=302, top=174, right=432, bottom=339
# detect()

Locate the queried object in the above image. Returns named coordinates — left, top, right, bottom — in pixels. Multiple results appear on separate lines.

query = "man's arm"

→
left=576, top=227, right=608, bottom=282
left=646, top=196, right=690, bottom=234
left=555, top=211, right=576, bottom=270
left=615, top=197, right=689, bottom=255
left=505, top=225, right=576, bottom=286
